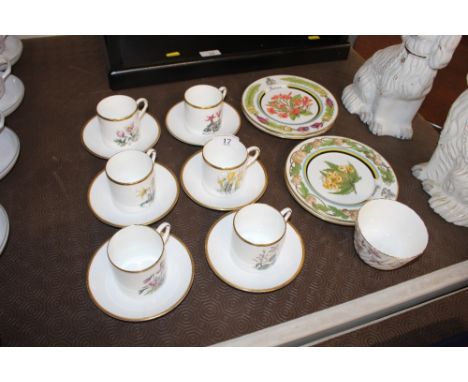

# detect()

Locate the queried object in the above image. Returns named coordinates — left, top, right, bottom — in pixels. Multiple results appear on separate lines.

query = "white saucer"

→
left=0, top=204, right=9, bottom=255
left=2, top=36, right=23, bottom=65
left=87, top=235, right=194, bottom=321
left=165, top=101, right=241, bottom=146
left=0, top=127, right=20, bottom=180
left=88, top=163, right=179, bottom=227
left=0, top=75, right=25, bottom=117
left=205, top=212, right=305, bottom=293
left=181, top=151, right=268, bottom=211
left=82, top=113, right=161, bottom=159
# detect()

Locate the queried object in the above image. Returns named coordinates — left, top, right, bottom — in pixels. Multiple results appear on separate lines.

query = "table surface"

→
left=0, top=36, right=466, bottom=346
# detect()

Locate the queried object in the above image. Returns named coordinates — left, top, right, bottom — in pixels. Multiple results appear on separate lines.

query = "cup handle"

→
left=146, top=148, right=157, bottom=163
left=245, top=146, right=260, bottom=168
left=280, top=208, right=292, bottom=222
left=156, top=222, right=171, bottom=244
left=218, top=86, right=227, bottom=100
left=0, top=113, right=4, bottom=134
left=0, top=59, right=11, bottom=80
left=136, top=98, right=148, bottom=121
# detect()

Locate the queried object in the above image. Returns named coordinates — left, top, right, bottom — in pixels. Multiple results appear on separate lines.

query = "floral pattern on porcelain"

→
left=138, top=261, right=166, bottom=295
left=203, top=111, right=222, bottom=134
left=254, top=244, right=280, bottom=270
left=136, top=180, right=155, bottom=207
left=320, top=161, right=362, bottom=195
left=354, top=224, right=417, bottom=270
left=217, top=170, right=244, bottom=194
left=266, top=92, right=313, bottom=120
left=114, top=124, right=139, bottom=146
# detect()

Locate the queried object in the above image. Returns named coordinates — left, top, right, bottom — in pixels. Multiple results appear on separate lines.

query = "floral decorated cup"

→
left=96, top=94, right=148, bottom=148
left=232, top=203, right=292, bottom=271
left=0, top=56, right=11, bottom=100
left=354, top=199, right=429, bottom=270
left=107, top=223, right=171, bottom=296
left=184, top=84, right=227, bottom=135
left=106, top=149, right=156, bottom=213
left=202, top=135, right=260, bottom=195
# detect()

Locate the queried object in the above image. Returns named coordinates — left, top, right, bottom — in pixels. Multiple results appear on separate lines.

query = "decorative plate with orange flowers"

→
left=285, top=136, right=398, bottom=225
left=242, top=75, right=338, bottom=139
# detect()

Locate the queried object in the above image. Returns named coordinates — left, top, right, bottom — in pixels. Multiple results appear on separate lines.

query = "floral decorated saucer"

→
left=180, top=151, right=268, bottom=211
left=165, top=101, right=241, bottom=146
left=87, top=235, right=194, bottom=321
left=0, top=204, right=9, bottom=255
left=2, top=36, right=23, bottom=65
left=81, top=113, right=161, bottom=159
left=0, top=127, right=20, bottom=180
left=0, top=75, right=24, bottom=117
left=285, top=135, right=398, bottom=225
left=242, top=75, right=338, bottom=139
left=88, top=164, right=179, bottom=227
left=205, top=212, right=305, bottom=293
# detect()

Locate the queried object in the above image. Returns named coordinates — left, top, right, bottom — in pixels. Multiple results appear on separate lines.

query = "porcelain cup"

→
left=354, top=199, right=429, bottom=270
left=107, top=223, right=171, bottom=296
left=231, top=203, right=292, bottom=271
left=106, top=149, right=156, bottom=213
left=202, top=135, right=260, bottom=195
left=97, top=94, right=148, bottom=148
left=0, top=56, right=11, bottom=100
left=184, top=84, right=227, bottom=135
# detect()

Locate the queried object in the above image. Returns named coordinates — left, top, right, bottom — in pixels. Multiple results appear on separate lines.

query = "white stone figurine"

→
left=412, top=82, right=468, bottom=227
left=342, top=35, right=461, bottom=139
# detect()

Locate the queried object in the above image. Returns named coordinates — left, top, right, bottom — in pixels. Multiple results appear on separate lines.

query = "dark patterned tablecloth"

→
left=0, top=36, right=466, bottom=346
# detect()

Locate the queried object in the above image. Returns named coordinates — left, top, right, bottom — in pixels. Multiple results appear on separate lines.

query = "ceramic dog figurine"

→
left=342, top=35, right=461, bottom=139
left=412, top=82, right=468, bottom=227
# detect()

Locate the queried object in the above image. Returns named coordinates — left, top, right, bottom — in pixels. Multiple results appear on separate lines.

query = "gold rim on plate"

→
left=87, top=165, right=180, bottom=228
left=164, top=101, right=241, bottom=146
left=180, top=151, right=268, bottom=212
left=86, top=234, right=195, bottom=322
left=204, top=212, right=305, bottom=293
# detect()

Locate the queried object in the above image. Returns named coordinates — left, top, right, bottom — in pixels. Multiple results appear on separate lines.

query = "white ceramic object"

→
left=96, top=95, right=148, bottom=148
left=0, top=122, right=20, bottom=180
left=0, top=75, right=25, bottom=117
left=412, top=86, right=468, bottom=226
left=181, top=151, right=267, bottom=211
left=106, top=149, right=156, bottom=212
left=354, top=199, right=428, bottom=270
left=108, top=223, right=171, bottom=296
left=0, top=204, right=9, bottom=255
left=342, top=35, right=462, bottom=139
left=88, top=163, right=179, bottom=227
left=0, top=56, right=11, bottom=99
left=232, top=203, right=292, bottom=271
left=184, top=84, right=227, bottom=135
left=81, top=113, right=160, bottom=159
left=1, top=36, right=23, bottom=65
left=87, top=234, right=194, bottom=321
left=165, top=101, right=240, bottom=146
left=202, top=136, right=260, bottom=195
left=205, top=211, right=305, bottom=292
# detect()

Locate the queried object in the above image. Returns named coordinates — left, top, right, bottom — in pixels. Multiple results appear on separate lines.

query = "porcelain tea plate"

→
left=0, top=75, right=25, bottom=117
left=181, top=151, right=268, bottom=211
left=165, top=101, right=241, bottom=146
left=2, top=36, right=23, bottom=65
left=88, top=163, right=179, bottom=227
left=205, top=212, right=305, bottom=293
left=0, top=127, right=20, bottom=180
left=82, top=113, right=161, bottom=159
left=285, top=135, right=398, bottom=225
left=242, top=75, right=338, bottom=139
left=87, top=235, right=194, bottom=321
left=0, top=204, right=9, bottom=255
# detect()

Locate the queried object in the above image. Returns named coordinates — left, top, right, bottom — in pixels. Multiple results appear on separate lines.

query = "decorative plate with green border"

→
left=242, top=75, right=338, bottom=139
left=285, top=136, right=399, bottom=225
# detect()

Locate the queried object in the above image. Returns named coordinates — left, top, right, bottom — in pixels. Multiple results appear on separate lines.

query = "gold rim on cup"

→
left=96, top=95, right=144, bottom=122
left=105, top=151, right=155, bottom=186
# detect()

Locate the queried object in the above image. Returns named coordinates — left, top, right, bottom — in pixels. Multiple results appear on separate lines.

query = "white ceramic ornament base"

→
left=0, top=127, right=20, bottom=180
left=0, top=75, right=25, bottom=117
left=0, top=204, right=9, bottom=255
